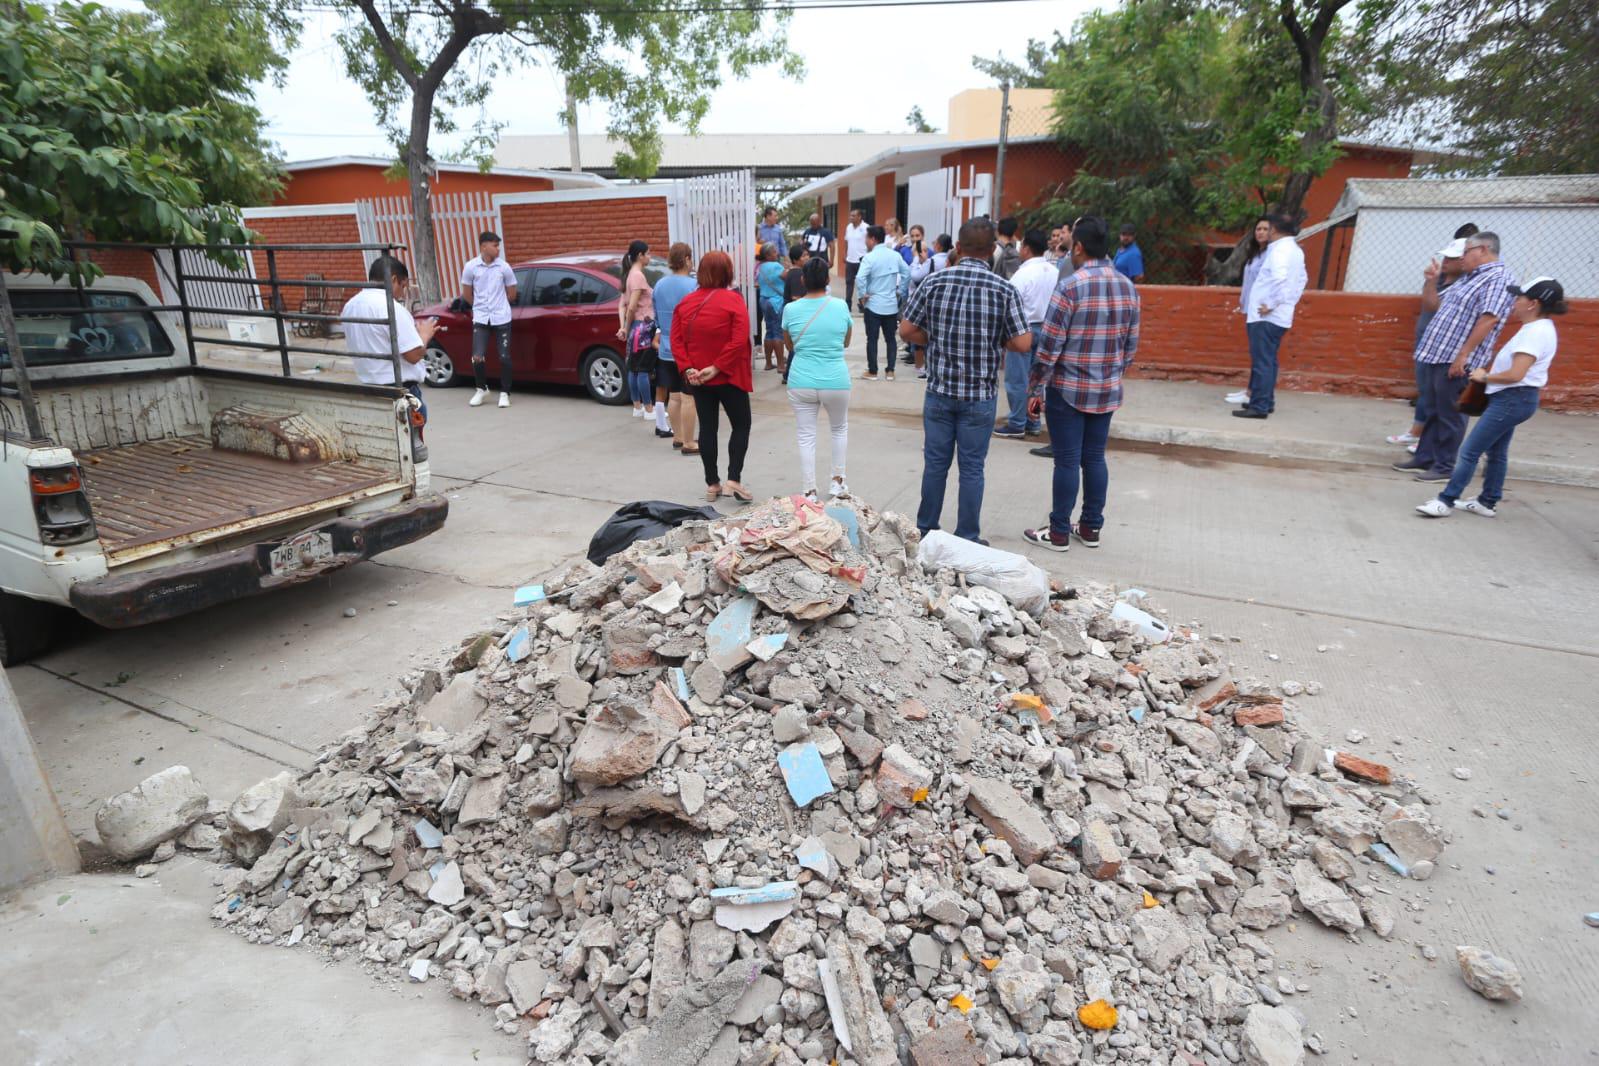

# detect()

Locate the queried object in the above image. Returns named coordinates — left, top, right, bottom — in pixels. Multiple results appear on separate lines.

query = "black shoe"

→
left=994, top=427, right=1026, bottom=439
left=1391, top=459, right=1429, bottom=472
left=654, top=428, right=673, bottom=438
left=1029, top=445, right=1054, bottom=457
left=1414, top=468, right=1452, bottom=483
left=975, top=538, right=990, bottom=547
left=1072, top=522, right=1101, bottom=548
left=1232, top=409, right=1268, bottom=419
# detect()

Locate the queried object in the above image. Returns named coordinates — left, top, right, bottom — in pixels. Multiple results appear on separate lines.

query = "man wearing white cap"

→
left=1394, top=231, right=1515, bottom=482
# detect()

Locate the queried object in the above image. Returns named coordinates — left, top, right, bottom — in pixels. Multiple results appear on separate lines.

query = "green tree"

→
left=338, top=0, right=801, bottom=299
left=1368, top=0, right=1599, bottom=174
left=0, top=2, right=279, bottom=277
left=905, top=106, right=937, bottom=134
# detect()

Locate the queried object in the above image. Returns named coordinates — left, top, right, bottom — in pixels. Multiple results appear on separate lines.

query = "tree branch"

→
left=354, top=0, right=419, bottom=90
left=1278, top=0, right=1312, bottom=62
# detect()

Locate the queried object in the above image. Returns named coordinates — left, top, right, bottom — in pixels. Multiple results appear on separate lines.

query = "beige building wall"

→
left=947, top=88, right=1056, bottom=140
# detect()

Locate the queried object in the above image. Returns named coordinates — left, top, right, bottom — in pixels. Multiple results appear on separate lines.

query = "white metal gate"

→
left=354, top=190, right=497, bottom=290
left=672, top=170, right=757, bottom=323
left=906, top=167, right=992, bottom=243
left=154, top=248, right=260, bottom=329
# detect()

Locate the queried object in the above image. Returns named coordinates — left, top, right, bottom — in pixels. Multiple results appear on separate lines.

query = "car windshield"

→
left=0, top=288, right=175, bottom=368
left=601, top=256, right=669, bottom=289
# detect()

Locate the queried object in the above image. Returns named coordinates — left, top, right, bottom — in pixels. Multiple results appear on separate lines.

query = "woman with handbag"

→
left=617, top=239, right=666, bottom=433
left=1416, top=277, right=1565, bottom=518
left=672, top=251, right=755, bottom=502
left=783, top=256, right=854, bottom=500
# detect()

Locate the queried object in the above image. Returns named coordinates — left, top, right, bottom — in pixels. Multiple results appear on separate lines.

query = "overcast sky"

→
left=257, top=0, right=1094, bottom=163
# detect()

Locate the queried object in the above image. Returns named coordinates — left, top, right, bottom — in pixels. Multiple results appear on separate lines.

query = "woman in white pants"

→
left=781, top=257, right=854, bottom=500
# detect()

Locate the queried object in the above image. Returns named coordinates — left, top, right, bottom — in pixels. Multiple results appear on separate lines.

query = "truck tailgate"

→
left=80, top=436, right=406, bottom=564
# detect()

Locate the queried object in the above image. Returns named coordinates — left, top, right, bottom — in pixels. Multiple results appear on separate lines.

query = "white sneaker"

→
left=498, top=392, right=510, bottom=408
left=1225, top=390, right=1249, bottom=404
left=632, top=407, right=645, bottom=418
left=1407, top=443, right=1418, bottom=454
left=1456, top=499, right=1497, bottom=517
left=829, top=479, right=849, bottom=499
left=469, top=388, right=487, bottom=407
left=1386, top=432, right=1419, bottom=445
left=1415, top=499, right=1452, bottom=518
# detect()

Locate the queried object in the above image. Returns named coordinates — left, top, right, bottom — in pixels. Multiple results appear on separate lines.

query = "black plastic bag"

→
left=587, top=500, right=720, bottom=565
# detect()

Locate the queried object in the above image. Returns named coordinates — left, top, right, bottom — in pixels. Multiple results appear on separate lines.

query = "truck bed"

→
left=80, top=437, right=398, bottom=559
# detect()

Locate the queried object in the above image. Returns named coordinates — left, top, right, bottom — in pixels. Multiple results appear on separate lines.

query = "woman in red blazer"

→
left=671, top=250, right=755, bottom=502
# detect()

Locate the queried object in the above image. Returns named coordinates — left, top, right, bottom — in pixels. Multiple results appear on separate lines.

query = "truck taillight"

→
left=30, top=464, right=97, bottom=545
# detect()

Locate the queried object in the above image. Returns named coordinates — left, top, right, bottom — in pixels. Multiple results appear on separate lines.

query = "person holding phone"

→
left=344, top=256, right=437, bottom=433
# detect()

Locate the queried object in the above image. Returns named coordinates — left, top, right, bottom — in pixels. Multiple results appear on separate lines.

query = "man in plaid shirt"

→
left=1020, top=216, right=1140, bottom=551
left=1396, top=232, right=1515, bottom=482
left=900, top=217, right=1032, bottom=543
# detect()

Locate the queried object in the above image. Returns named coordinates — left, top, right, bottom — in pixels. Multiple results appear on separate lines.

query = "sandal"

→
left=681, top=446, right=700, bottom=456
left=706, top=484, right=722, bottom=501
left=726, top=483, right=754, bottom=502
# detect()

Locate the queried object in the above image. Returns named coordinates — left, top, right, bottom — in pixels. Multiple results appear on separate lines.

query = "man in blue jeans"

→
left=996, top=230, right=1059, bottom=439
left=899, top=217, right=1031, bottom=544
left=1235, top=212, right=1307, bottom=420
left=1019, top=216, right=1140, bottom=552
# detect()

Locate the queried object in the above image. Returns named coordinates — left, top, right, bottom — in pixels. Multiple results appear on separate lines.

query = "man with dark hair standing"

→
left=344, top=256, right=437, bottom=431
left=1234, top=212, right=1307, bottom=420
left=757, top=207, right=785, bottom=254
left=993, top=217, right=1021, bottom=279
left=997, top=228, right=1055, bottom=439
left=459, top=230, right=519, bottom=409
left=855, top=225, right=910, bottom=380
left=900, top=217, right=1031, bottom=544
left=1020, top=216, right=1140, bottom=552
left=842, top=209, right=868, bottom=308
left=1396, top=231, right=1515, bottom=482
left=1113, top=223, right=1145, bottom=283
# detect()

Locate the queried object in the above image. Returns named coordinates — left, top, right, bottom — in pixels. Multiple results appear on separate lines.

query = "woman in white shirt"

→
left=1224, top=217, right=1271, bottom=406
left=1416, top=277, right=1565, bottom=519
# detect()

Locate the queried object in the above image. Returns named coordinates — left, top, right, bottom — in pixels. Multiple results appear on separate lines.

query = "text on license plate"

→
left=269, top=532, right=335, bottom=575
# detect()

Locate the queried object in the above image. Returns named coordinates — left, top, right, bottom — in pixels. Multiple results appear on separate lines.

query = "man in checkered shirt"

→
left=899, top=217, right=1032, bottom=543
left=1395, top=232, right=1515, bottom=482
left=1018, top=216, right=1140, bottom=552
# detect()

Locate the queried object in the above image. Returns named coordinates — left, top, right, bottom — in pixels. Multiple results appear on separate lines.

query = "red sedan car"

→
left=419, top=252, right=666, bottom=404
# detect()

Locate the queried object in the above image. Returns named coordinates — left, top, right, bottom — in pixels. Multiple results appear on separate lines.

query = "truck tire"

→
left=0, top=593, right=58, bottom=666
left=581, top=348, right=628, bottom=405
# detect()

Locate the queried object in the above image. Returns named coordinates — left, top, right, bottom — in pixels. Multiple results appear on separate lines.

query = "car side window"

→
left=532, top=270, right=586, bottom=307
left=514, top=268, right=536, bottom=306
left=578, top=275, right=614, bottom=304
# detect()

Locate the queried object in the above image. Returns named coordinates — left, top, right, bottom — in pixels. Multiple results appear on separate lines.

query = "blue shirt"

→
left=652, top=274, right=696, bottom=361
left=854, top=244, right=909, bottom=314
left=757, top=261, right=787, bottom=310
left=782, top=296, right=852, bottom=391
left=1113, top=242, right=1145, bottom=282
left=757, top=222, right=785, bottom=252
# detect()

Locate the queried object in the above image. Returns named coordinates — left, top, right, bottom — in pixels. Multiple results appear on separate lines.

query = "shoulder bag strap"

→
left=790, top=298, right=831, bottom=347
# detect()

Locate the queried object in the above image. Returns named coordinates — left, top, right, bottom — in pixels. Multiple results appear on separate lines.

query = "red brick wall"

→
left=245, top=212, right=368, bottom=309
left=275, top=164, right=554, bottom=207
left=87, top=248, right=161, bottom=292
left=1133, top=286, right=1599, bottom=412
left=499, top=196, right=669, bottom=261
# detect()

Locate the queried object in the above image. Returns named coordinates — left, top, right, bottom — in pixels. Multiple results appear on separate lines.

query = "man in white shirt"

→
left=459, top=230, right=519, bottom=409
left=997, top=229, right=1058, bottom=438
left=842, top=209, right=868, bottom=308
left=1235, top=213, right=1308, bottom=420
left=343, top=255, right=436, bottom=430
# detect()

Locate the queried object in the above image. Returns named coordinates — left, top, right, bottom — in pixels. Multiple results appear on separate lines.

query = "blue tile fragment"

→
left=709, top=881, right=800, bottom=906
left=776, top=741, right=834, bottom=807
left=825, top=505, right=861, bottom=548
left=507, top=625, right=531, bottom=663
left=513, top=584, right=546, bottom=607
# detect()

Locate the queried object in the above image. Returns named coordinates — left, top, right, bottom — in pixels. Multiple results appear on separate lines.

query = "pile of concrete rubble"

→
left=197, top=496, right=1451, bottom=1065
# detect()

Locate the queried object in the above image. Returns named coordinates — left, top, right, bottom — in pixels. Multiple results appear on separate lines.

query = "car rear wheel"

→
left=0, top=593, right=58, bottom=666
left=581, top=349, right=627, bottom=405
left=423, top=346, right=459, bottom=387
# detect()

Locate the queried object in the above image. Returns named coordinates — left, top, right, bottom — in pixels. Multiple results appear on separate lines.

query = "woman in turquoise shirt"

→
left=782, top=256, right=854, bottom=500
left=757, top=243, right=788, bottom=375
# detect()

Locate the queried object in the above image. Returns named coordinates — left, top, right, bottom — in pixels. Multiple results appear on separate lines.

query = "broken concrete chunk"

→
left=1291, top=858, right=1363, bottom=933
left=570, top=703, right=677, bottom=785
left=626, top=959, right=766, bottom=1066
left=506, top=959, right=550, bottom=1014
left=1241, top=1004, right=1305, bottom=1066
left=94, top=765, right=209, bottom=862
left=427, top=860, right=465, bottom=906
left=1131, top=907, right=1193, bottom=973
left=1079, top=819, right=1122, bottom=880
left=822, top=932, right=897, bottom=1066
left=223, top=771, right=298, bottom=864
left=456, top=774, right=507, bottom=827
left=910, top=1018, right=988, bottom=1066
left=964, top=776, right=1056, bottom=865
left=1379, top=814, right=1445, bottom=867
left=1456, top=945, right=1523, bottom=1002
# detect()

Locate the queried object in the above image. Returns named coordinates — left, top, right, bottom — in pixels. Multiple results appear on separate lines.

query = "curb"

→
left=1108, top=420, right=1599, bottom=490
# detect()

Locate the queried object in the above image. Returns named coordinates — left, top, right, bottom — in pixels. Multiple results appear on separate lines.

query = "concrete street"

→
left=4, top=341, right=1597, bottom=1065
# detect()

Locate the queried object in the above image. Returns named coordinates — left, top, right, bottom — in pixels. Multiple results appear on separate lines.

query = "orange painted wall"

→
left=1132, top=285, right=1599, bottom=411
left=274, top=164, right=554, bottom=207
left=499, top=197, right=669, bottom=262
left=874, top=172, right=897, bottom=224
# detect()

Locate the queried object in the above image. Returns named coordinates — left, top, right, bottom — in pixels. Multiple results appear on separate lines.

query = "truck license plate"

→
left=269, top=532, right=334, bottom=575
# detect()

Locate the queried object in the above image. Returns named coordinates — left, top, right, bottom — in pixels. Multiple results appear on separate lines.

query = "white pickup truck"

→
left=0, top=267, right=446, bottom=663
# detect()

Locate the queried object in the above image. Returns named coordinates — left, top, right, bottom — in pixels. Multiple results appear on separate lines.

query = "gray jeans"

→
left=788, top=387, right=850, bottom=491
left=472, top=322, right=513, bottom=392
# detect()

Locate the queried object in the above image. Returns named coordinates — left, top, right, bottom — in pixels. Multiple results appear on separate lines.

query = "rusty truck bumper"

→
left=69, top=495, right=448, bottom=629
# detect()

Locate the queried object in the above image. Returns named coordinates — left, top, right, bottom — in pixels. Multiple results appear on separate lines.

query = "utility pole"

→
left=564, top=83, right=582, bottom=173
left=993, top=79, right=1011, bottom=218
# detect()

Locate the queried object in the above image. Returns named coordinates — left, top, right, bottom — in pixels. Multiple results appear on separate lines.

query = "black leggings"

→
left=694, top=383, right=751, bottom=486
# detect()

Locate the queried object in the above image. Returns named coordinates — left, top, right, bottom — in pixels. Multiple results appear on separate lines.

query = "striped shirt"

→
left=1415, top=259, right=1515, bottom=369
left=901, top=257, right=1028, bottom=402
left=1028, top=259, right=1141, bottom=414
